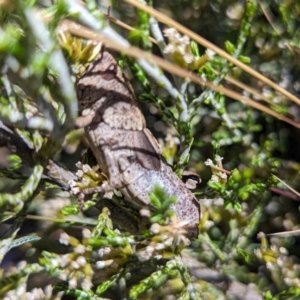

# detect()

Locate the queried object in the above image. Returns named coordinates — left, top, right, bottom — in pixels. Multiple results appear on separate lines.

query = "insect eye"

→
left=103, top=63, right=118, bottom=80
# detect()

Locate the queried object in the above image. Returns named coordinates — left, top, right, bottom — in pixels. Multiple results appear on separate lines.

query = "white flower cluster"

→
left=137, top=216, right=191, bottom=262
left=3, top=284, right=63, bottom=300
left=68, top=161, right=102, bottom=195
left=163, top=28, right=194, bottom=65
left=205, top=155, right=228, bottom=183
left=55, top=231, right=94, bottom=289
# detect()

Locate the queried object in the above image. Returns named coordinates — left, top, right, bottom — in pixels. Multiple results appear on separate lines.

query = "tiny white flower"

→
left=74, top=244, right=86, bottom=254
left=82, top=228, right=92, bottom=239
left=226, top=3, right=244, bottom=20
left=160, top=233, right=169, bottom=241
left=211, top=175, right=220, bottom=182
left=219, top=172, right=227, bottom=179
left=164, top=44, right=176, bottom=54
left=95, top=261, right=106, bottom=269
left=164, top=28, right=178, bottom=38
left=155, top=243, right=165, bottom=250
left=254, top=248, right=262, bottom=258
left=283, top=277, right=292, bottom=286
left=183, top=53, right=194, bottom=64
left=146, top=245, right=155, bottom=254
left=266, top=262, right=275, bottom=270
left=69, top=278, right=77, bottom=288
left=68, top=180, right=76, bottom=188
left=76, top=170, right=84, bottom=178
left=59, top=232, right=70, bottom=245
left=138, top=250, right=152, bottom=261
left=44, top=285, right=53, bottom=297
left=82, top=278, right=93, bottom=290
left=150, top=223, right=161, bottom=234
left=140, top=208, right=151, bottom=217
left=206, top=49, right=216, bottom=59
left=173, top=31, right=181, bottom=41
left=277, top=257, right=284, bottom=267
left=163, top=238, right=173, bottom=247
left=270, top=245, right=278, bottom=252
left=204, top=159, right=213, bottom=166
left=279, top=247, right=288, bottom=255
left=215, top=155, right=223, bottom=162
left=179, top=35, right=190, bottom=45
left=16, top=285, right=26, bottom=296
left=71, top=260, right=80, bottom=269
left=69, top=186, right=80, bottom=195
left=31, top=288, right=45, bottom=298
left=59, top=272, right=68, bottom=281
left=75, top=161, right=83, bottom=168
left=58, top=255, right=69, bottom=268
left=82, top=164, right=92, bottom=173
left=82, top=178, right=90, bottom=186
left=104, top=190, right=114, bottom=199
left=76, top=256, right=87, bottom=266
left=96, top=259, right=113, bottom=269
left=98, top=247, right=111, bottom=257
left=204, top=220, right=214, bottom=229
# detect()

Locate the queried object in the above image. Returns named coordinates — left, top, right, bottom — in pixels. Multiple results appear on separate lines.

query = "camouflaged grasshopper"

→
left=75, top=47, right=200, bottom=237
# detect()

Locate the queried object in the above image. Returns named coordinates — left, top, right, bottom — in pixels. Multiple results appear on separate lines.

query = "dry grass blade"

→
left=266, top=229, right=300, bottom=237
left=258, top=0, right=295, bottom=56
left=106, top=11, right=279, bottom=108
left=124, top=0, right=300, bottom=107
left=104, top=9, right=275, bottom=108
left=217, top=73, right=276, bottom=106
left=273, top=175, right=300, bottom=198
left=62, top=20, right=300, bottom=129
left=106, top=15, right=157, bottom=45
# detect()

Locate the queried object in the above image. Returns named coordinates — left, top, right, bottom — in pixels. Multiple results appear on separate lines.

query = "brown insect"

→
left=75, top=47, right=200, bottom=237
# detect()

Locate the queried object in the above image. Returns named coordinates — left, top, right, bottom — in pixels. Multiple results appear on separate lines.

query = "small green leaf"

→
left=7, top=154, right=22, bottom=171
left=238, top=55, right=251, bottom=64
left=237, top=248, right=252, bottom=263
left=233, top=202, right=242, bottom=212
left=61, top=204, right=79, bottom=215
left=190, top=41, right=200, bottom=57
left=224, top=40, right=236, bottom=55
